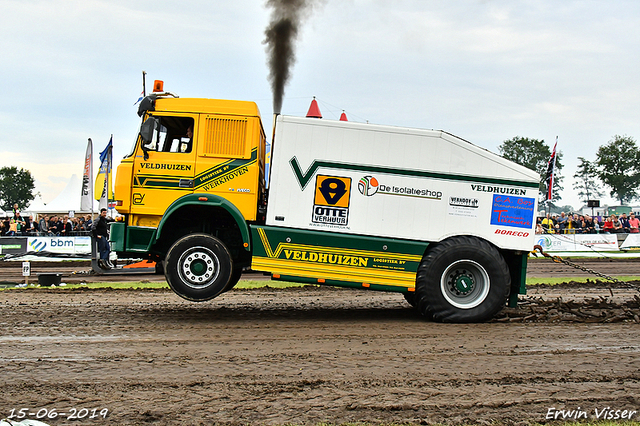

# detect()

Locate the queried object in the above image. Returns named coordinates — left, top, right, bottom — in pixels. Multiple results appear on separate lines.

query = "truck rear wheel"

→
left=403, top=292, right=418, bottom=308
left=165, top=233, right=233, bottom=302
left=415, top=236, right=510, bottom=323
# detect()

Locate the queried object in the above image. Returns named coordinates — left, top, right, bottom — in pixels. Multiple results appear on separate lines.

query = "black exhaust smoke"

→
left=264, top=0, right=322, bottom=114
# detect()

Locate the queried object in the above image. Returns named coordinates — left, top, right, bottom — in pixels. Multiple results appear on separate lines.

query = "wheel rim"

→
left=177, top=245, right=220, bottom=289
left=440, top=259, right=490, bottom=309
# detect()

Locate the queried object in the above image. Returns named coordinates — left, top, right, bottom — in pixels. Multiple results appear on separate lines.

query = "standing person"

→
left=38, top=215, right=49, bottom=235
left=8, top=218, right=18, bottom=236
left=13, top=213, right=25, bottom=235
left=619, top=213, right=630, bottom=233
left=24, top=215, right=37, bottom=235
left=48, top=216, right=61, bottom=235
left=60, top=216, right=73, bottom=236
left=541, top=213, right=555, bottom=233
left=573, top=214, right=583, bottom=234
left=556, top=212, right=568, bottom=233
left=602, top=215, right=614, bottom=233
left=611, top=215, right=623, bottom=233
left=583, top=215, right=595, bottom=234
left=92, top=208, right=114, bottom=269
left=629, top=213, right=640, bottom=233
left=77, top=217, right=86, bottom=233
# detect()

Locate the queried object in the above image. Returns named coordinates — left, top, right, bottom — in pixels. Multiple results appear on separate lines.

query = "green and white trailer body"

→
left=251, top=116, right=539, bottom=314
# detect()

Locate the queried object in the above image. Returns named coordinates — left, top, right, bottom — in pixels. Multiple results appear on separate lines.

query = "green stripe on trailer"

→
left=250, top=225, right=429, bottom=289
left=290, top=157, right=540, bottom=190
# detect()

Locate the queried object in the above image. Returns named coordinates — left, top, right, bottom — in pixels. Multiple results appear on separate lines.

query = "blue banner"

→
left=490, top=194, right=535, bottom=229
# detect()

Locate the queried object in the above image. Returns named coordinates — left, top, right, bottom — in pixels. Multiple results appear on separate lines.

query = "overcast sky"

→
left=1, top=0, right=639, bottom=210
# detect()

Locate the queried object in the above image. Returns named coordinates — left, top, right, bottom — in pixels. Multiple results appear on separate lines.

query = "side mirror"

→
left=140, top=117, right=157, bottom=145
left=139, top=117, right=158, bottom=160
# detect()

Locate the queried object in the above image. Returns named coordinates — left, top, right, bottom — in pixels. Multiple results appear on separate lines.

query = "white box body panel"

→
left=267, top=116, right=540, bottom=252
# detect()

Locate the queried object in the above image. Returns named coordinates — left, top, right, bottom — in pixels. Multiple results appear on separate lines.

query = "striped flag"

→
left=94, top=136, right=113, bottom=210
left=134, top=91, right=144, bottom=105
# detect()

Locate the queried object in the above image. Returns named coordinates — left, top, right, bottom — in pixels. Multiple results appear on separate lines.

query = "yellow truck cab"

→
left=112, top=88, right=266, bottom=291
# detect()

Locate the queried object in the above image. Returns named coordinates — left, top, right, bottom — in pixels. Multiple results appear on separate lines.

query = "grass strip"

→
left=526, top=276, right=640, bottom=285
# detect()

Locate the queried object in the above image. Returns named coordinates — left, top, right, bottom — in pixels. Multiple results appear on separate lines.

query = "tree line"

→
left=0, top=166, right=35, bottom=211
left=499, top=135, right=640, bottom=208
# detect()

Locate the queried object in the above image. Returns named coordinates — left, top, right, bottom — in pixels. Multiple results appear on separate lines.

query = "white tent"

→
left=26, top=174, right=99, bottom=216
left=25, top=194, right=47, bottom=212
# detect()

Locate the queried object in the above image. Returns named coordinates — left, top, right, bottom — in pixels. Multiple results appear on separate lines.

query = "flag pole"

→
left=545, top=136, right=558, bottom=216
left=142, top=71, right=147, bottom=97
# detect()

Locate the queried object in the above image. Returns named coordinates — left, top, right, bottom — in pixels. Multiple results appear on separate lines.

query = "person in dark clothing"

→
left=48, top=216, right=61, bottom=235
left=583, top=215, right=595, bottom=234
left=92, top=208, right=114, bottom=269
left=60, top=216, right=73, bottom=236
left=619, top=213, right=631, bottom=233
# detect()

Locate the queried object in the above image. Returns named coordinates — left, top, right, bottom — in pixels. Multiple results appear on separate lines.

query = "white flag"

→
left=81, top=138, right=93, bottom=211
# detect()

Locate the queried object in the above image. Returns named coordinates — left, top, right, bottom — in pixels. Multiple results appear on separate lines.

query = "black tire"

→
left=403, top=292, right=418, bottom=308
left=415, top=236, right=510, bottom=323
left=165, top=233, right=233, bottom=302
left=222, top=267, right=243, bottom=293
left=154, top=260, right=165, bottom=275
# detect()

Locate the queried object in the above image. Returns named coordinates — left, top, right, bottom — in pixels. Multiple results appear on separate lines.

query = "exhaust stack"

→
left=271, top=113, right=279, bottom=146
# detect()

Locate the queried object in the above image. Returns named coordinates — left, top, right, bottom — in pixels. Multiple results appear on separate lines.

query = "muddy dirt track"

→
left=1, top=259, right=640, bottom=425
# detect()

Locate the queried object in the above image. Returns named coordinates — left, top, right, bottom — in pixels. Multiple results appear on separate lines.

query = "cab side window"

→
left=144, top=116, right=194, bottom=154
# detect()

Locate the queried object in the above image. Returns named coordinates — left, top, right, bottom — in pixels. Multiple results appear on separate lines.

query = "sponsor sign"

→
left=27, top=237, right=92, bottom=255
left=490, top=195, right=535, bottom=229
left=535, top=234, right=619, bottom=252
left=358, top=176, right=379, bottom=196
left=358, top=175, right=442, bottom=200
left=312, top=175, right=351, bottom=226
left=471, top=184, right=527, bottom=196
left=448, top=196, right=479, bottom=218
left=284, top=249, right=368, bottom=267
left=495, top=229, right=530, bottom=238
left=0, top=238, right=26, bottom=254
left=620, top=233, right=640, bottom=249
left=139, top=163, right=192, bottom=171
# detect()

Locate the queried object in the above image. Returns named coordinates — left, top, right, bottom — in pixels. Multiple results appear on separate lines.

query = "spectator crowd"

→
left=0, top=204, right=95, bottom=237
left=536, top=211, right=640, bottom=235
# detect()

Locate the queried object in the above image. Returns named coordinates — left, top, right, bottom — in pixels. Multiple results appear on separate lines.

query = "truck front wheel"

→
left=165, top=233, right=233, bottom=302
left=415, top=236, right=510, bottom=323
